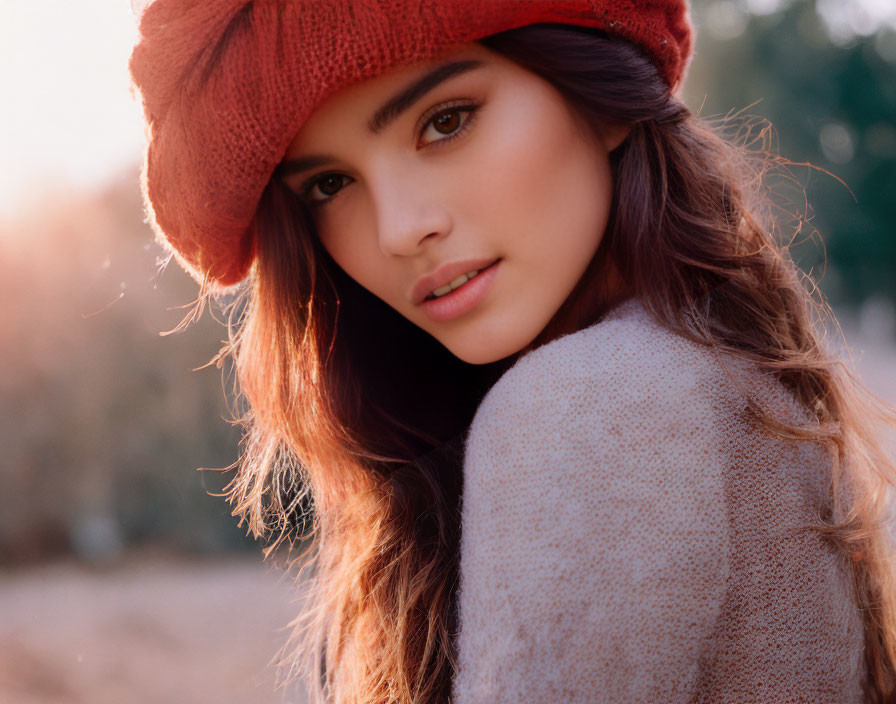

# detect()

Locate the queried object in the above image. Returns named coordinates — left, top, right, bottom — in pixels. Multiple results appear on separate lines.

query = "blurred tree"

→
left=0, top=172, right=253, bottom=564
left=686, top=0, right=896, bottom=305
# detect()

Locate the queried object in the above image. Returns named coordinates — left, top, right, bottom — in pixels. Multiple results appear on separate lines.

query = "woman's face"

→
left=281, top=43, right=629, bottom=364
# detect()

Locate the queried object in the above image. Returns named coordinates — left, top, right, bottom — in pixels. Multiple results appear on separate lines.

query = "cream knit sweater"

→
left=453, top=299, right=866, bottom=703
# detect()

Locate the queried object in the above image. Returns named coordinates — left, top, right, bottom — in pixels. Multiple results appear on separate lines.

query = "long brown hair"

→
left=208, top=24, right=896, bottom=703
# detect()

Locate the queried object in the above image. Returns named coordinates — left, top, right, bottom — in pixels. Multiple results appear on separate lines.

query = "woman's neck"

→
left=520, top=253, right=631, bottom=357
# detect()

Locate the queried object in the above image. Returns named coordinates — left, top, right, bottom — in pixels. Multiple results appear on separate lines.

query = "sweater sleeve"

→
left=452, top=324, right=731, bottom=703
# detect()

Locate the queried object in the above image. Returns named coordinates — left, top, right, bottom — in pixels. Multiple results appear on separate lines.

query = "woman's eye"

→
left=418, top=105, right=478, bottom=147
left=304, top=173, right=353, bottom=206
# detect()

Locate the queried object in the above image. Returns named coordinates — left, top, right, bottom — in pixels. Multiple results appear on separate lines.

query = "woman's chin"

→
left=435, top=318, right=544, bottom=366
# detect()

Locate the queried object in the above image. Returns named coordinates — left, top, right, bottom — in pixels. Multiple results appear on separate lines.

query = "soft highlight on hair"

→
left=206, top=25, right=896, bottom=704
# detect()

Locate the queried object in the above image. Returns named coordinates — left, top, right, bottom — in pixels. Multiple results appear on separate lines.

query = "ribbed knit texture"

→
left=129, top=0, right=693, bottom=288
left=454, top=299, right=866, bottom=703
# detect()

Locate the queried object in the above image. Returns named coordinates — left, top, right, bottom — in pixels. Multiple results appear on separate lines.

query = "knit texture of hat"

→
left=129, top=0, right=694, bottom=289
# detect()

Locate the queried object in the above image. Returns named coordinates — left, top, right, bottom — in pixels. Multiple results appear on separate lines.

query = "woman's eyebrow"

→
left=367, top=58, right=484, bottom=134
left=276, top=58, right=484, bottom=179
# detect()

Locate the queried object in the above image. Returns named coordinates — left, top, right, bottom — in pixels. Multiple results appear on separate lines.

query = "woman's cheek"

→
left=318, top=200, right=366, bottom=269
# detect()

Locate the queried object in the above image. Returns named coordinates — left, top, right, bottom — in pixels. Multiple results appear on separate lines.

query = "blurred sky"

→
left=701, top=0, right=896, bottom=45
left=0, top=0, right=894, bottom=225
left=0, top=1, right=143, bottom=221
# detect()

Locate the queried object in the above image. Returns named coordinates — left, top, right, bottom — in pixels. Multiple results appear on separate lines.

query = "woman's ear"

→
left=600, top=121, right=634, bottom=152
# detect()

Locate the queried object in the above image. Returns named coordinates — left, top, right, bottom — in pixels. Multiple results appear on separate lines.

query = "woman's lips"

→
left=411, top=257, right=500, bottom=305
left=419, top=259, right=501, bottom=323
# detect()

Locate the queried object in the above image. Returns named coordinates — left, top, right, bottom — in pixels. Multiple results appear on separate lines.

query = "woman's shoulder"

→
left=469, top=297, right=735, bottom=440
left=462, top=296, right=830, bottom=541
left=456, top=301, right=735, bottom=701
left=463, top=298, right=744, bottom=517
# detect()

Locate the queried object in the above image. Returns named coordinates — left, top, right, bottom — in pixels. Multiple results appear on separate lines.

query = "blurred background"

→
left=0, top=0, right=894, bottom=702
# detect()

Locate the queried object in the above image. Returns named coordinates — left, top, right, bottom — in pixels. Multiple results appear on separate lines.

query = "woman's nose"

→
left=370, top=167, right=454, bottom=257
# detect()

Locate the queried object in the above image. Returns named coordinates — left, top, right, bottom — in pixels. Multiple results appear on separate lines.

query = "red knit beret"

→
left=129, top=0, right=693, bottom=289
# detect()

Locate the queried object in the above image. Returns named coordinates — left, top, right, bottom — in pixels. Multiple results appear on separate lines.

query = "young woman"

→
left=129, top=2, right=896, bottom=702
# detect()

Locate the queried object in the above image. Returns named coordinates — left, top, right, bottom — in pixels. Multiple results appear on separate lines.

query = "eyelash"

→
left=300, top=101, right=481, bottom=208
